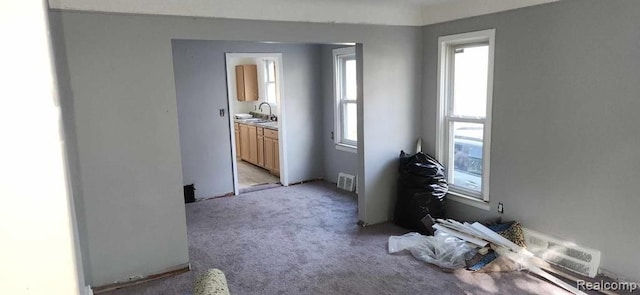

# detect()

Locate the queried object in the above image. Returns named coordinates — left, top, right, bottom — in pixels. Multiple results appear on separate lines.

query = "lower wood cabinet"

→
left=257, top=128, right=264, bottom=167
left=263, top=137, right=275, bottom=172
left=263, top=129, right=279, bottom=175
left=273, top=141, right=279, bottom=174
left=234, top=123, right=240, bottom=158
left=237, top=122, right=279, bottom=176
left=247, top=125, right=258, bottom=164
left=239, top=124, right=250, bottom=161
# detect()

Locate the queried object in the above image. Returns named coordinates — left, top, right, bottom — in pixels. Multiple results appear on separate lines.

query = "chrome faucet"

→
left=258, top=102, right=273, bottom=120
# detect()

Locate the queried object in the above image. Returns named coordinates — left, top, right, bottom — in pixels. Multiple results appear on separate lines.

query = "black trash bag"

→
left=394, top=151, right=448, bottom=235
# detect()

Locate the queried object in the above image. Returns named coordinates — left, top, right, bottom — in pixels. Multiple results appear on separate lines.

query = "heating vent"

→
left=523, top=228, right=601, bottom=277
left=337, top=173, right=356, bottom=192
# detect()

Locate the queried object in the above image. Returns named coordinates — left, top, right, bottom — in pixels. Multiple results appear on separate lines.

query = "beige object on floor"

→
left=193, top=269, right=230, bottom=295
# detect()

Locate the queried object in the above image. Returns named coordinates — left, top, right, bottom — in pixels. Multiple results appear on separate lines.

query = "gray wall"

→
left=421, top=0, right=640, bottom=281
left=320, top=45, right=359, bottom=183
left=49, top=12, right=91, bottom=283
left=172, top=40, right=323, bottom=199
left=52, top=11, right=421, bottom=285
left=360, top=36, right=422, bottom=224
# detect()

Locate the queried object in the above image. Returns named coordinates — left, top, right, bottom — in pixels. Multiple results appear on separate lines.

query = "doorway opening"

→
left=172, top=40, right=360, bottom=201
left=226, top=53, right=286, bottom=194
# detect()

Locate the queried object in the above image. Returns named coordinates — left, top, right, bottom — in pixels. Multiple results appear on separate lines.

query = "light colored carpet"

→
left=102, top=181, right=569, bottom=295
left=237, top=160, right=279, bottom=189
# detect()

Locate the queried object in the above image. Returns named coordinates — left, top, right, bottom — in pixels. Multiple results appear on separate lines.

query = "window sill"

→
left=335, top=143, right=357, bottom=154
left=447, top=190, right=490, bottom=211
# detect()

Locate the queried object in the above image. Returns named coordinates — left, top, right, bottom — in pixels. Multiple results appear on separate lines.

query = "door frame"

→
left=225, top=53, right=288, bottom=195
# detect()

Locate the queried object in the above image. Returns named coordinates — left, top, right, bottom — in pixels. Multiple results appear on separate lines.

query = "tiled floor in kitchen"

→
left=237, top=160, right=280, bottom=192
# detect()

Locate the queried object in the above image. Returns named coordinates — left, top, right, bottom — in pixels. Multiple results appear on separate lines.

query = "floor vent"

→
left=523, top=228, right=601, bottom=277
left=337, top=173, right=356, bottom=192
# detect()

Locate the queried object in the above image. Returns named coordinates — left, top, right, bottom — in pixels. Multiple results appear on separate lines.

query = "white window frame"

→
left=263, top=58, right=278, bottom=105
left=333, top=47, right=357, bottom=152
left=436, top=29, right=495, bottom=210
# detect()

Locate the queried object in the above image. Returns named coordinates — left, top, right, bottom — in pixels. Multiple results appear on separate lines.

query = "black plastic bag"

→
left=394, top=151, right=448, bottom=234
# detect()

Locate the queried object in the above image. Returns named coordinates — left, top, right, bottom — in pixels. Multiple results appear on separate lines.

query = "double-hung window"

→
left=263, top=59, right=278, bottom=104
left=437, top=29, right=495, bottom=206
left=333, top=47, right=357, bottom=151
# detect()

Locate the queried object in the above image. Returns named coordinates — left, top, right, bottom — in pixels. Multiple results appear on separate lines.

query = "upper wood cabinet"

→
left=235, top=64, right=258, bottom=101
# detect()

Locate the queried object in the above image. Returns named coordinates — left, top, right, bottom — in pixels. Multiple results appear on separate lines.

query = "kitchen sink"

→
left=239, top=118, right=269, bottom=123
left=237, top=118, right=277, bottom=128
left=256, top=121, right=278, bottom=128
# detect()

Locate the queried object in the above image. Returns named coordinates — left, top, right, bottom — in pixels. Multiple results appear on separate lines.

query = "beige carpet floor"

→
left=103, top=181, right=571, bottom=295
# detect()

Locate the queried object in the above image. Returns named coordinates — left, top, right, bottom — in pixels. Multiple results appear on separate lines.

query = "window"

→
left=437, top=29, right=495, bottom=205
left=333, top=47, right=357, bottom=150
left=263, top=59, right=278, bottom=104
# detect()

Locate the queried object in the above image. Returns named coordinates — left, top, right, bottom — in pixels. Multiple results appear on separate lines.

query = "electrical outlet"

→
left=497, top=202, right=504, bottom=214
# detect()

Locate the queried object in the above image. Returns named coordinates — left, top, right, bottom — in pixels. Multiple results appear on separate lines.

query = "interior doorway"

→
left=225, top=53, right=287, bottom=194
left=172, top=40, right=360, bottom=201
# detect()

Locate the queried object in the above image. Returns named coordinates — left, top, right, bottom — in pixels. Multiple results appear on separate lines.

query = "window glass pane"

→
left=343, top=102, right=357, bottom=142
left=267, top=61, right=276, bottom=81
left=344, top=58, right=357, bottom=100
left=452, top=45, right=488, bottom=117
left=266, top=83, right=276, bottom=104
left=451, top=121, right=484, bottom=194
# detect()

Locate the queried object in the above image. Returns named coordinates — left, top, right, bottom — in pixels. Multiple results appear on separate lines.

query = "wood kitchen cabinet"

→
left=273, top=141, right=280, bottom=174
left=235, top=64, right=258, bottom=101
left=263, top=128, right=279, bottom=175
left=257, top=127, right=264, bottom=167
left=237, top=122, right=279, bottom=176
left=234, top=123, right=240, bottom=158
left=239, top=123, right=258, bottom=165
left=239, top=123, right=250, bottom=161
left=247, top=125, right=258, bottom=164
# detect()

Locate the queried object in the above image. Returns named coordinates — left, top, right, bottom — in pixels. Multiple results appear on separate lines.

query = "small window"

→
left=333, top=47, right=357, bottom=150
left=437, top=29, right=495, bottom=203
left=264, top=59, right=278, bottom=104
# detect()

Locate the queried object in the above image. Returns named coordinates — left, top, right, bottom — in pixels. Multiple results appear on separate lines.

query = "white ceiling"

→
left=48, top=0, right=559, bottom=26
